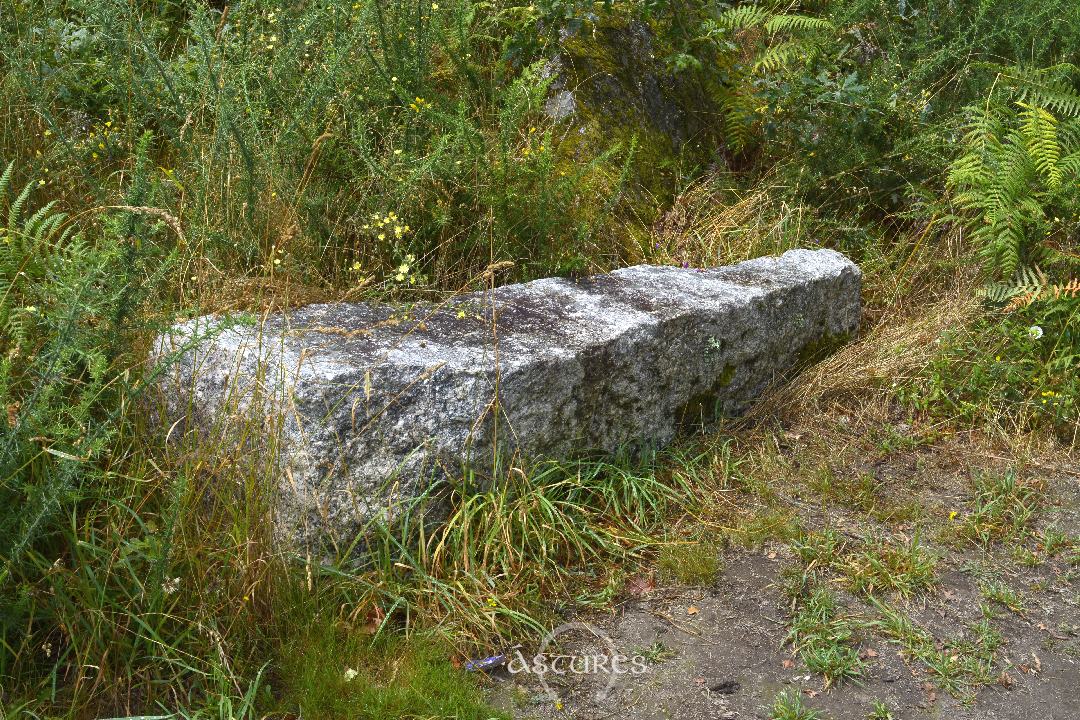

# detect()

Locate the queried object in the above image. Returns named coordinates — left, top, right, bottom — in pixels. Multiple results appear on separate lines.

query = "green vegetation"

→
left=770, top=689, right=823, bottom=720
left=867, top=701, right=894, bottom=720
left=957, top=470, right=1042, bottom=545
left=980, top=579, right=1026, bottom=614
left=869, top=598, right=997, bottom=699
left=842, top=534, right=938, bottom=598
left=785, top=586, right=864, bottom=687
left=278, top=627, right=509, bottom=720
left=3, top=0, right=1080, bottom=715
left=656, top=540, right=723, bottom=585
left=794, top=530, right=937, bottom=598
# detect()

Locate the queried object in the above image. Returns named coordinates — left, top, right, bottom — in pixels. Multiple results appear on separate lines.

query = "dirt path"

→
left=486, top=427, right=1080, bottom=720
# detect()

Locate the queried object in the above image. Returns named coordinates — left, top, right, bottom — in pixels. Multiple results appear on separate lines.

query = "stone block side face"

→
left=155, top=249, right=861, bottom=549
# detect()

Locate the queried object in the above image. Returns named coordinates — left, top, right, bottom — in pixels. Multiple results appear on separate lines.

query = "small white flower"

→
left=343, top=667, right=359, bottom=682
left=162, top=577, right=180, bottom=595
left=1028, top=325, right=1044, bottom=340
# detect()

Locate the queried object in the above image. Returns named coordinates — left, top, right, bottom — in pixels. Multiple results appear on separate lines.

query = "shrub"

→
left=0, top=155, right=165, bottom=690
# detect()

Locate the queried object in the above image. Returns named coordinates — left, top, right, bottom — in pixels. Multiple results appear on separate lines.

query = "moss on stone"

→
left=676, top=363, right=738, bottom=428
left=795, top=331, right=854, bottom=367
left=546, top=11, right=720, bottom=263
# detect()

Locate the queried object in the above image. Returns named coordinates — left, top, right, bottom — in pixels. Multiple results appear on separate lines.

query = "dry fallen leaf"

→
left=626, top=574, right=657, bottom=597
left=361, top=604, right=386, bottom=635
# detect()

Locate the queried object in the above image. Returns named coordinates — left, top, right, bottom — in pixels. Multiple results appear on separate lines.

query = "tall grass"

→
left=0, top=153, right=698, bottom=711
left=2, top=0, right=641, bottom=303
left=0, top=0, right=703, bottom=712
left=2, top=0, right=1077, bottom=715
left=353, top=455, right=695, bottom=642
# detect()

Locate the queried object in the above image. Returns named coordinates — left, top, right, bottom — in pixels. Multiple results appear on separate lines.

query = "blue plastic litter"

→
left=464, top=654, right=507, bottom=672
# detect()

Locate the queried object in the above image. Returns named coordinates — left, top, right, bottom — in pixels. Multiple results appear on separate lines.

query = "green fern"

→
left=1020, top=103, right=1063, bottom=189
left=711, top=5, right=770, bottom=31
left=0, top=163, right=81, bottom=352
left=1005, top=64, right=1080, bottom=117
left=763, top=13, right=832, bottom=34
left=703, top=4, right=832, bottom=153
left=947, top=70, right=1080, bottom=279
left=977, top=265, right=1047, bottom=305
left=755, top=40, right=810, bottom=73
left=0, top=160, right=124, bottom=589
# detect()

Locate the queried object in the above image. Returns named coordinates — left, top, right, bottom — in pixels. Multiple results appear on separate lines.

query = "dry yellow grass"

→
left=753, top=293, right=980, bottom=422
left=653, top=173, right=808, bottom=267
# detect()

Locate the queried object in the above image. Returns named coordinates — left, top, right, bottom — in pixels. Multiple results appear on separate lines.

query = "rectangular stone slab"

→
left=156, top=248, right=860, bottom=549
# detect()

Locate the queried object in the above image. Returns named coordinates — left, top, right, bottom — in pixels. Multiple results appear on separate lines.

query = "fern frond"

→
left=1058, top=150, right=1080, bottom=176
left=0, top=161, right=13, bottom=210
left=23, top=201, right=60, bottom=245
left=1007, top=64, right=1080, bottom=118
left=978, top=265, right=1046, bottom=305
left=763, top=14, right=832, bottom=34
left=8, top=182, right=32, bottom=231
left=754, top=39, right=813, bottom=72
left=718, top=88, right=756, bottom=153
left=1005, top=278, right=1080, bottom=311
left=1018, top=102, right=1062, bottom=189
left=713, top=5, right=770, bottom=31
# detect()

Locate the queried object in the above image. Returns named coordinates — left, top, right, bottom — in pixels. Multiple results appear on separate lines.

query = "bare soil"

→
left=486, top=423, right=1080, bottom=720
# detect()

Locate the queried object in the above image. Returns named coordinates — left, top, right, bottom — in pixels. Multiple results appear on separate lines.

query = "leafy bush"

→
left=0, top=155, right=167, bottom=690
left=2, top=0, right=646, bottom=292
left=892, top=67, right=1080, bottom=441
left=901, top=307, right=1080, bottom=440
left=761, top=0, right=1080, bottom=219
left=673, top=3, right=833, bottom=154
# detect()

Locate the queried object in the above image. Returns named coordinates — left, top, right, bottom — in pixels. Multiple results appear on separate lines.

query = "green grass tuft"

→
left=278, top=624, right=507, bottom=720
left=657, top=541, right=723, bottom=586
left=770, top=689, right=822, bottom=720
left=786, top=586, right=864, bottom=687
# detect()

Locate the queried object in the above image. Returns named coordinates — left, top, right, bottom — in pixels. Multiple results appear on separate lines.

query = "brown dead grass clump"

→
left=754, top=293, right=979, bottom=422
left=653, top=173, right=809, bottom=267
